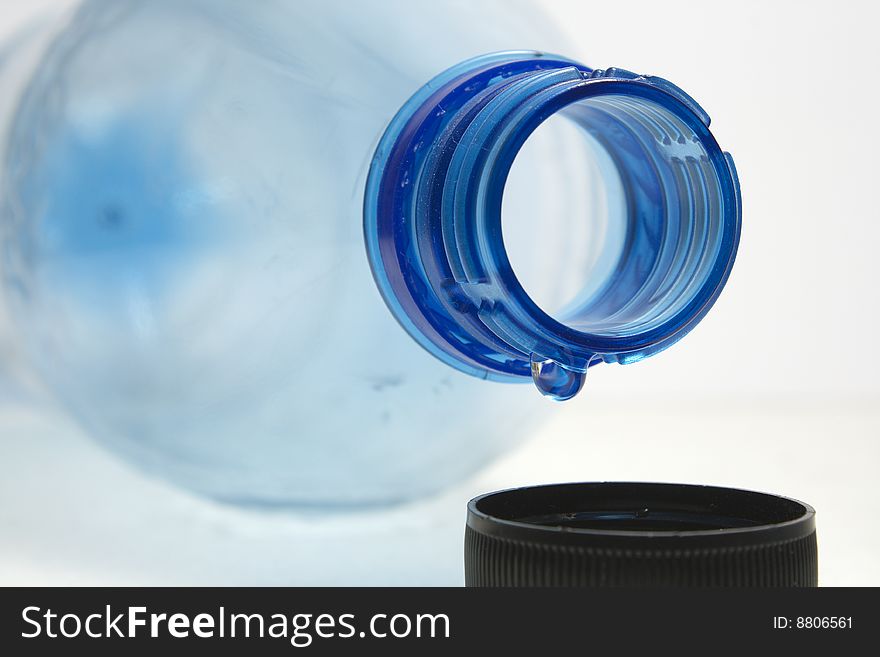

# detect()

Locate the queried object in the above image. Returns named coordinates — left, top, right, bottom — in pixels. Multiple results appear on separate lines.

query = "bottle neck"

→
left=364, top=51, right=741, bottom=400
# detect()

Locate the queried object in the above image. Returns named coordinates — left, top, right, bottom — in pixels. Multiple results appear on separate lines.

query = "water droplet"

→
left=530, top=356, right=586, bottom=401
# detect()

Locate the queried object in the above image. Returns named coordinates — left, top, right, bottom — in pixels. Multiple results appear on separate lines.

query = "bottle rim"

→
left=365, top=52, right=741, bottom=395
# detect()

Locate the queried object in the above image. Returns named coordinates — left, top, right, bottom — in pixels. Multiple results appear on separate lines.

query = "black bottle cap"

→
left=465, top=482, right=817, bottom=587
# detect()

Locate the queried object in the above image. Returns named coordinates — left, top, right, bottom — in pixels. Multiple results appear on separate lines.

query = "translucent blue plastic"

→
left=0, top=1, right=739, bottom=506
left=0, top=0, right=566, bottom=507
left=365, top=52, right=740, bottom=400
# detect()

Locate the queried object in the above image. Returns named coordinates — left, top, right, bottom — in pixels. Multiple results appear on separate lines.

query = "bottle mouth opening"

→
left=501, top=112, right=627, bottom=320
left=469, top=483, right=815, bottom=538
left=497, top=87, right=738, bottom=349
left=365, top=52, right=741, bottom=391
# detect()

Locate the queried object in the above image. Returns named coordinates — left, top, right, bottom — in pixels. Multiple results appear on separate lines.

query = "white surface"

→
left=1, top=0, right=879, bottom=586
left=1, top=398, right=877, bottom=586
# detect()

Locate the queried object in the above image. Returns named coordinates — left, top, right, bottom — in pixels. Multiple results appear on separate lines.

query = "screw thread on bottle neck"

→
left=365, top=52, right=740, bottom=400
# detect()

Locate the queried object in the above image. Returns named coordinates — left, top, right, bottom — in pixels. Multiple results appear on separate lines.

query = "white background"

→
left=0, top=0, right=878, bottom=586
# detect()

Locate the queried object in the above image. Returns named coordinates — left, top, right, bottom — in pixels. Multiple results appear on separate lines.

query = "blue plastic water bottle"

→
left=0, top=0, right=739, bottom=506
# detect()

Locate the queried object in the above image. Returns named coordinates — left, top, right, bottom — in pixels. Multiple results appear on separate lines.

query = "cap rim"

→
left=467, top=482, right=816, bottom=550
